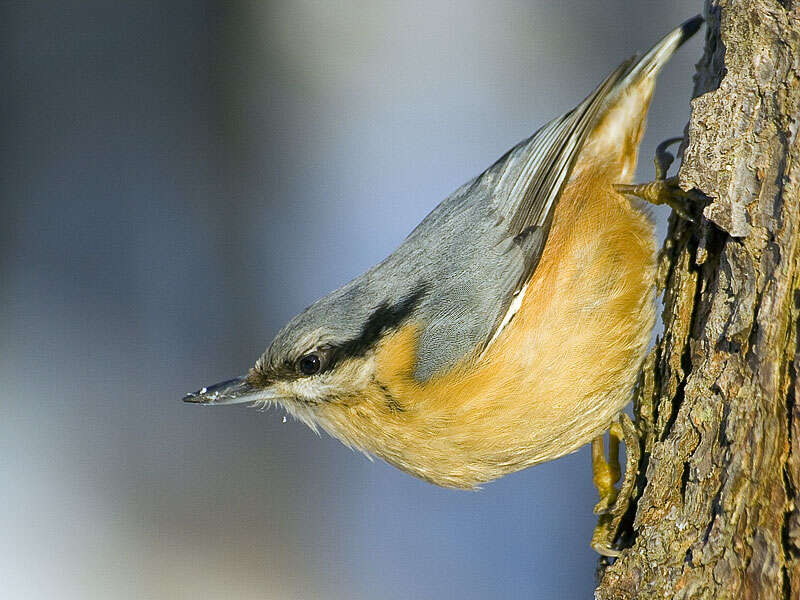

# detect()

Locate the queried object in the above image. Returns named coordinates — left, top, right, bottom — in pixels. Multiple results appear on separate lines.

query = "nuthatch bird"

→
left=185, top=16, right=702, bottom=552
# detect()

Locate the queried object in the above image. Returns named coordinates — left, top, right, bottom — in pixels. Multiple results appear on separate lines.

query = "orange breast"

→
left=347, top=168, right=656, bottom=488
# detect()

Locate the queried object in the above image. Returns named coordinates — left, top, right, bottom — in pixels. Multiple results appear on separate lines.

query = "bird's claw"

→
left=614, top=137, right=705, bottom=222
left=591, top=414, right=640, bottom=558
left=653, top=136, right=682, bottom=179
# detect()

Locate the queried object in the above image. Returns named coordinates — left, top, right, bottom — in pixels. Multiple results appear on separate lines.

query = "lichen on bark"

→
left=595, top=1, right=800, bottom=598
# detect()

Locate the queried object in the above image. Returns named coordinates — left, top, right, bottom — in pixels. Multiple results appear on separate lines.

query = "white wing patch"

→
left=479, top=280, right=530, bottom=358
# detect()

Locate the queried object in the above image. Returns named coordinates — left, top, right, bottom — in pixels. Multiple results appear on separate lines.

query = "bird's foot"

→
left=614, top=137, right=704, bottom=222
left=592, top=428, right=621, bottom=516
left=591, top=413, right=640, bottom=558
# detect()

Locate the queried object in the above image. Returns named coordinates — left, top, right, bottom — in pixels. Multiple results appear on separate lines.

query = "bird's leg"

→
left=591, top=414, right=640, bottom=558
left=592, top=428, right=621, bottom=516
left=614, top=137, right=704, bottom=221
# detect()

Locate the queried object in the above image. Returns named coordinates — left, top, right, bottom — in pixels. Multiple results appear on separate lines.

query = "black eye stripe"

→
left=273, top=283, right=427, bottom=381
left=334, top=284, right=428, bottom=360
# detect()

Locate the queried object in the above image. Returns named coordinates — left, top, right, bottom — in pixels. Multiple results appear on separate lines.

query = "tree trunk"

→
left=595, top=2, right=800, bottom=598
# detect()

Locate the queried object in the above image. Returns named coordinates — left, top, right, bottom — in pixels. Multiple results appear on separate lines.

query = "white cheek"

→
left=287, top=356, right=376, bottom=402
left=290, top=378, right=329, bottom=401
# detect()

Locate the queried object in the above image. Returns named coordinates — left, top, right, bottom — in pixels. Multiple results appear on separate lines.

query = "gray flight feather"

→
left=261, top=17, right=702, bottom=381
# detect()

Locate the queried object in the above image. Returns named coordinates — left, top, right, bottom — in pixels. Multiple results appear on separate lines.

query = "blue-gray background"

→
left=2, top=2, right=701, bottom=598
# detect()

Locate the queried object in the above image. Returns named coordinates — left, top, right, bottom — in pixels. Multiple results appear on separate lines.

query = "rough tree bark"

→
left=595, top=1, right=800, bottom=598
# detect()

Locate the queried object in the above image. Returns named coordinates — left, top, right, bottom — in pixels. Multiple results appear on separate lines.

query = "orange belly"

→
left=480, top=169, right=657, bottom=463
left=317, top=170, right=656, bottom=489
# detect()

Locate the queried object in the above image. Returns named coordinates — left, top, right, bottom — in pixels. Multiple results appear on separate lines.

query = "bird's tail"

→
left=574, top=15, right=703, bottom=184
left=618, top=16, right=703, bottom=95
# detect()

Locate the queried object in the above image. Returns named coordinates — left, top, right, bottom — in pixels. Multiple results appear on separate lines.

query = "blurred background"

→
left=1, top=1, right=702, bottom=598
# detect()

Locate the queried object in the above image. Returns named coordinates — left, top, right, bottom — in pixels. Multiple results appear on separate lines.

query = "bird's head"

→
left=183, top=284, right=428, bottom=432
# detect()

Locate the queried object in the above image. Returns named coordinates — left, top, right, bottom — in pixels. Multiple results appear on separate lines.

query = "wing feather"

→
left=475, top=60, right=634, bottom=353
left=499, top=59, right=634, bottom=240
left=412, top=19, right=703, bottom=376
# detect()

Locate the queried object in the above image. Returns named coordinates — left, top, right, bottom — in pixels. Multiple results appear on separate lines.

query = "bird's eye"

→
left=297, top=353, right=322, bottom=376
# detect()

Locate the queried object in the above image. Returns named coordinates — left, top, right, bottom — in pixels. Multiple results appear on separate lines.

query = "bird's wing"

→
left=487, top=14, right=702, bottom=321
left=407, top=61, right=636, bottom=380
left=492, top=59, right=633, bottom=298
left=409, top=63, right=632, bottom=380
left=403, top=19, right=703, bottom=380
left=471, top=59, right=634, bottom=356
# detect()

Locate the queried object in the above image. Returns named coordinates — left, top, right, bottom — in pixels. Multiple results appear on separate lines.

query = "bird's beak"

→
left=182, top=376, right=273, bottom=406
